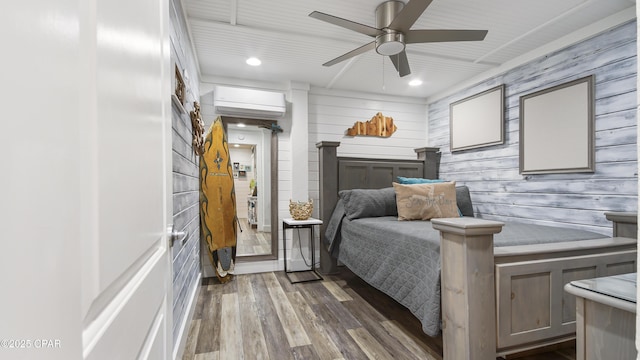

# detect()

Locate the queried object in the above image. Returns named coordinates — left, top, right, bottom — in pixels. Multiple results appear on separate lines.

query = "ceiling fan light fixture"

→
left=375, top=32, right=405, bottom=56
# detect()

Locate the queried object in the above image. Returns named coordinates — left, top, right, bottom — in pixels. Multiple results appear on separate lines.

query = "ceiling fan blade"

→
left=388, top=0, right=433, bottom=33
left=405, top=29, right=488, bottom=43
left=389, top=51, right=411, bottom=77
left=309, top=11, right=383, bottom=37
left=323, top=41, right=376, bottom=67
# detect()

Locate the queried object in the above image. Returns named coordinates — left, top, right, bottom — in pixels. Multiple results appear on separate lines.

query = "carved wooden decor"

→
left=346, top=112, right=397, bottom=137
left=190, top=101, right=205, bottom=155
left=174, top=64, right=186, bottom=105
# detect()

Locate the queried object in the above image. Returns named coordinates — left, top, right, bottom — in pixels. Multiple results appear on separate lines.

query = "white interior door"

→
left=1, top=0, right=172, bottom=359
left=80, top=0, right=173, bottom=358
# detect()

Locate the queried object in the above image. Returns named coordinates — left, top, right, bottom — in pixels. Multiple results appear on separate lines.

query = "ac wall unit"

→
left=213, top=86, right=286, bottom=119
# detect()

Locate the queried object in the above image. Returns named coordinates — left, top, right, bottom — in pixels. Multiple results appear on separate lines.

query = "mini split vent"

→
left=213, top=86, right=286, bottom=119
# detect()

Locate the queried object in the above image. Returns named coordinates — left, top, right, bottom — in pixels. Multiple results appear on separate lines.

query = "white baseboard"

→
left=173, top=272, right=202, bottom=360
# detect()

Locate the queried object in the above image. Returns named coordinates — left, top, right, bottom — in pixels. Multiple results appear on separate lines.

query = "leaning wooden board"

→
left=200, top=116, right=237, bottom=283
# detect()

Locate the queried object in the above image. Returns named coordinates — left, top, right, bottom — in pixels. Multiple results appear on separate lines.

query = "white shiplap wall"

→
left=308, top=87, right=429, bottom=206
left=428, top=20, right=638, bottom=235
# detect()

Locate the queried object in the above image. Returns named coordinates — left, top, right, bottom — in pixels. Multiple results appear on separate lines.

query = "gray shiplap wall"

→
left=170, top=0, right=201, bottom=348
left=428, top=20, right=637, bottom=235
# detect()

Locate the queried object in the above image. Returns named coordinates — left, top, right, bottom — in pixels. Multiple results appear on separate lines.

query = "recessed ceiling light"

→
left=233, top=144, right=240, bottom=147
left=237, top=123, right=246, bottom=128
left=246, top=57, right=262, bottom=66
left=409, top=79, right=423, bottom=87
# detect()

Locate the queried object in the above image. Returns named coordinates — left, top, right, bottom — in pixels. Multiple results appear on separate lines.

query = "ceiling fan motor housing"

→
left=375, top=0, right=406, bottom=56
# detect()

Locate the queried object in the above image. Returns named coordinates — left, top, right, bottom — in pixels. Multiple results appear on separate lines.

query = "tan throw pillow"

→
left=393, top=182, right=459, bottom=220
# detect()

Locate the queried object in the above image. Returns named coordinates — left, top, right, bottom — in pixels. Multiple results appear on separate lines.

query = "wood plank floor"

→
left=236, top=218, right=271, bottom=257
left=182, top=269, right=576, bottom=360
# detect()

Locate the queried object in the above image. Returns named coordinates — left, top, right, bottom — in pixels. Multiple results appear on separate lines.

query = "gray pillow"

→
left=456, top=185, right=474, bottom=217
left=339, top=187, right=398, bottom=219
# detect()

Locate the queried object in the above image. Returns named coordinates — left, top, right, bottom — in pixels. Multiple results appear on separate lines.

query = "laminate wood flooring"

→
left=182, top=269, right=576, bottom=360
left=236, top=218, right=271, bottom=256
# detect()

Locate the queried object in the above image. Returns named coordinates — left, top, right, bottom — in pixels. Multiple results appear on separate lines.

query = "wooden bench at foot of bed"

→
left=432, top=213, right=637, bottom=359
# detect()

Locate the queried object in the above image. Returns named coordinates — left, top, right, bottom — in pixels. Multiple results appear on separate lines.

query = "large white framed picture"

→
left=450, top=84, right=504, bottom=152
left=519, top=75, right=595, bottom=174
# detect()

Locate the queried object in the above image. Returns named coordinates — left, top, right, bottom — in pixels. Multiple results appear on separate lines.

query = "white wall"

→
left=307, top=87, right=429, bottom=207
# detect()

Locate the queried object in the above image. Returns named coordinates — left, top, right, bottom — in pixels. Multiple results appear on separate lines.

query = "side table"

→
left=564, top=272, right=637, bottom=360
left=282, top=218, right=323, bottom=284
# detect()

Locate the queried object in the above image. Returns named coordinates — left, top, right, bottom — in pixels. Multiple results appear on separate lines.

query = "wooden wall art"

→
left=190, top=101, right=205, bottom=155
left=174, top=64, right=186, bottom=105
left=346, top=112, right=397, bottom=137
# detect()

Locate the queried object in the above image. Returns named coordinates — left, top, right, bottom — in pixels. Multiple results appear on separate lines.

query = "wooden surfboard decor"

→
left=199, top=116, right=238, bottom=283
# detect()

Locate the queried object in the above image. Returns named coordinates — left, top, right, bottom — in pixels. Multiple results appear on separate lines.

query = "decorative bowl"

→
left=289, top=199, right=313, bottom=220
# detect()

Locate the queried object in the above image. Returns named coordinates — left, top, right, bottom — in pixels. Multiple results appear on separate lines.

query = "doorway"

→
left=223, top=116, right=279, bottom=261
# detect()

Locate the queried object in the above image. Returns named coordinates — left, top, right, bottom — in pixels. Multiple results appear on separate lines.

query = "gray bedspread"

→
left=325, top=211, right=607, bottom=336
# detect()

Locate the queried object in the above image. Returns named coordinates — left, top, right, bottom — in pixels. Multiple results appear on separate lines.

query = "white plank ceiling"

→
left=183, top=0, right=634, bottom=98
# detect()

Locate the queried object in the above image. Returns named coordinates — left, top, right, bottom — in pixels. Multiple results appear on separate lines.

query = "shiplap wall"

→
left=308, top=88, right=429, bottom=203
left=170, top=0, right=201, bottom=348
left=428, top=20, right=637, bottom=235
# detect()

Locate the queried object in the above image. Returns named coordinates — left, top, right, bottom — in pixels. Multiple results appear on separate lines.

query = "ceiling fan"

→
left=309, top=0, right=488, bottom=77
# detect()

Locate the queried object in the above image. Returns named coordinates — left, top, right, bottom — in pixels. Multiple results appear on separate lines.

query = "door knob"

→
left=168, top=225, right=189, bottom=247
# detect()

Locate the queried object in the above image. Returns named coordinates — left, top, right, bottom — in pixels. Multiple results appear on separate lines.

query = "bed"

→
left=316, top=141, right=637, bottom=358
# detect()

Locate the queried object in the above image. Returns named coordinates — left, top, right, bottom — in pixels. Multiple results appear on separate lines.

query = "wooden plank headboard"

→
left=338, top=159, right=424, bottom=190
left=316, top=141, right=441, bottom=274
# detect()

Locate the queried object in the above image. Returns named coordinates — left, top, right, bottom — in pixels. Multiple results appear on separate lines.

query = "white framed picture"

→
left=450, top=85, right=504, bottom=152
left=519, top=75, right=595, bottom=174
